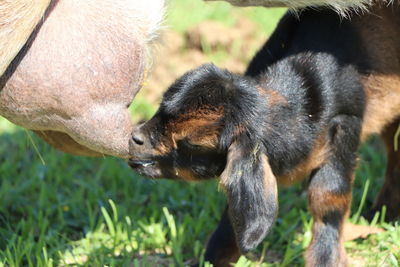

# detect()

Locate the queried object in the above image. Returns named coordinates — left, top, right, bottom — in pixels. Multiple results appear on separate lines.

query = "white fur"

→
left=122, top=0, right=165, bottom=44
left=205, top=0, right=374, bottom=14
left=101, top=0, right=165, bottom=68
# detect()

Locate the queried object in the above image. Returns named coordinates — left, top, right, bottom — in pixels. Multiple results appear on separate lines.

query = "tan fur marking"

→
left=309, top=191, right=351, bottom=218
left=361, top=74, right=400, bottom=140
left=154, top=137, right=174, bottom=155
left=257, top=86, right=288, bottom=105
left=278, top=132, right=330, bottom=185
left=261, top=154, right=278, bottom=202
left=266, top=89, right=288, bottom=105
left=150, top=105, right=224, bottom=156
left=219, top=142, right=241, bottom=186
left=354, top=6, right=400, bottom=140
left=306, top=191, right=351, bottom=266
left=175, top=168, right=198, bottom=181
left=169, top=106, right=223, bottom=147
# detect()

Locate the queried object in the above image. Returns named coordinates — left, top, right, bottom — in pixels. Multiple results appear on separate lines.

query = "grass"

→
left=1, top=0, right=400, bottom=266
left=167, top=0, right=286, bottom=35
left=1, top=121, right=399, bottom=267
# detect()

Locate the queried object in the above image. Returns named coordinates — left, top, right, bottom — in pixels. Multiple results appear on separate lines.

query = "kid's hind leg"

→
left=306, top=115, right=361, bottom=267
left=365, top=120, right=400, bottom=221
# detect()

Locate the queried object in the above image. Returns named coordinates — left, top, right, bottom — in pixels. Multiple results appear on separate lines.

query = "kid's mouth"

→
left=128, top=159, right=156, bottom=169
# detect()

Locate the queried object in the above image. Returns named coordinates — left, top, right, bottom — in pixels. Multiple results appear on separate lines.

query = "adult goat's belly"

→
left=0, top=0, right=164, bottom=158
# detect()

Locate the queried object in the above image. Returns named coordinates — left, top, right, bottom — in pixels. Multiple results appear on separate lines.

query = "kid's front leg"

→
left=306, top=115, right=362, bottom=267
left=203, top=207, right=240, bottom=267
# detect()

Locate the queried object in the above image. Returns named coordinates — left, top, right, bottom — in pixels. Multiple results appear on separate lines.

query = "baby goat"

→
left=129, top=4, right=400, bottom=267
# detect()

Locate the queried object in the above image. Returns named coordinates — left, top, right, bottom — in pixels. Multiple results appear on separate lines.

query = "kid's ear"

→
left=220, top=141, right=278, bottom=253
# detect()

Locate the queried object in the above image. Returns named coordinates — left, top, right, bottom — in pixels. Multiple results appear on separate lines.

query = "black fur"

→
left=202, top=208, right=240, bottom=267
left=128, top=7, right=395, bottom=267
left=221, top=141, right=278, bottom=253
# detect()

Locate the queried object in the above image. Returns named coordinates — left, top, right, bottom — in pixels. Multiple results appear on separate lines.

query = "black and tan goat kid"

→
left=129, top=4, right=400, bottom=267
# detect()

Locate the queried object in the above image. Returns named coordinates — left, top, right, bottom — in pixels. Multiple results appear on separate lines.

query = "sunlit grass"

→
left=1, top=0, right=399, bottom=266
left=1, top=119, right=398, bottom=266
left=167, top=0, right=286, bottom=36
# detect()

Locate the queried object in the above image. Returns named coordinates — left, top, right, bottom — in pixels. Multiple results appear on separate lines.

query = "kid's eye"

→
left=178, top=139, right=202, bottom=150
